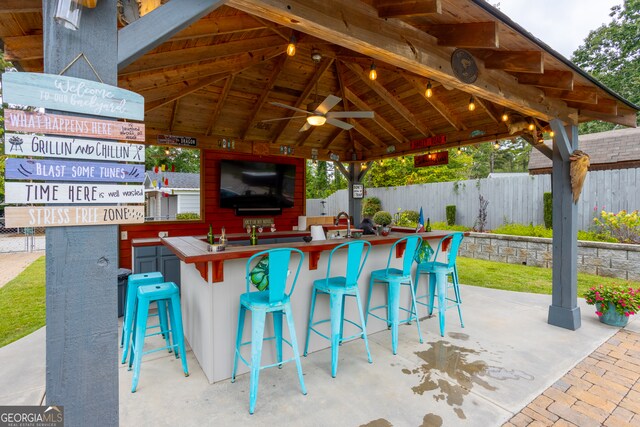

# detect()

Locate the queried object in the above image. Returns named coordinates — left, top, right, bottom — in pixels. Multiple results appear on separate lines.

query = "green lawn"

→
left=457, top=256, right=639, bottom=297
left=0, top=256, right=46, bottom=348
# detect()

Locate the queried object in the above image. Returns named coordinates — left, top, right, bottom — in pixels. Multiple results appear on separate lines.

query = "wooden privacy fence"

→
left=306, top=169, right=640, bottom=231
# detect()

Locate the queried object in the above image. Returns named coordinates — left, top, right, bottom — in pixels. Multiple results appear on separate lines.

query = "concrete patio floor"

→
left=2, top=285, right=638, bottom=426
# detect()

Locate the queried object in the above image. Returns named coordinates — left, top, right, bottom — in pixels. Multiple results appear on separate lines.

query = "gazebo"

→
left=1, top=0, right=638, bottom=424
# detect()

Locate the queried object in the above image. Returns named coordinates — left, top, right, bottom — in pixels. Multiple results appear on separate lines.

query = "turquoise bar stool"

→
left=231, top=248, right=306, bottom=415
left=413, top=232, right=465, bottom=337
left=120, top=271, right=170, bottom=364
left=304, top=240, right=372, bottom=378
left=366, top=235, right=424, bottom=355
left=130, top=281, right=188, bottom=392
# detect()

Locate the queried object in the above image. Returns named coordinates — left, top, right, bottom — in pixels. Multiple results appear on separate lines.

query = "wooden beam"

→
left=474, top=96, right=501, bottom=124
left=170, top=14, right=266, bottom=41
left=482, top=51, right=543, bottom=73
left=206, top=75, right=235, bottom=136
left=544, top=85, right=598, bottom=104
left=322, top=128, right=344, bottom=149
left=335, top=60, right=356, bottom=150
left=169, top=99, right=179, bottom=132
left=270, top=57, right=334, bottom=143
left=120, top=35, right=284, bottom=75
left=241, top=53, right=288, bottom=138
left=343, top=61, right=433, bottom=136
left=226, top=0, right=578, bottom=123
left=252, top=16, right=291, bottom=42
left=344, top=88, right=408, bottom=143
left=581, top=107, right=638, bottom=128
left=566, top=99, right=617, bottom=115
left=0, top=0, right=40, bottom=13
left=376, top=0, right=442, bottom=18
left=297, top=127, right=319, bottom=147
left=120, top=46, right=283, bottom=92
left=351, top=121, right=386, bottom=148
left=2, top=35, right=43, bottom=61
left=515, top=71, right=574, bottom=90
left=118, top=0, right=225, bottom=70
left=402, top=73, right=466, bottom=131
left=425, top=22, right=498, bottom=49
left=144, top=73, right=230, bottom=112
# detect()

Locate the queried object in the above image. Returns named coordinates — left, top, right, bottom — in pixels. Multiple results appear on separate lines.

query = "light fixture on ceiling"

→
left=494, top=140, right=500, bottom=149
left=306, top=115, right=327, bottom=126
left=425, top=81, right=433, bottom=98
left=501, top=112, right=509, bottom=122
left=369, top=62, right=377, bottom=81
left=468, top=96, right=476, bottom=111
left=528, top=121, right=535, bottom=131
left=286, top=35, right=297, bottom=56
left=310, top=48, right=322, bottom=63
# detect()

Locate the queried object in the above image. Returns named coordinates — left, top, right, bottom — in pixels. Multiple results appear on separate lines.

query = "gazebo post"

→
left=548, top=119, right=581, bottom=330
left=43, top=1, right=120, bottom=425
left=334, top=161, right=369, bottom=227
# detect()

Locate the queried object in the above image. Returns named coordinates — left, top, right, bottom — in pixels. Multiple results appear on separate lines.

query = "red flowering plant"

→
left=584, top=284, right=640, bottom=318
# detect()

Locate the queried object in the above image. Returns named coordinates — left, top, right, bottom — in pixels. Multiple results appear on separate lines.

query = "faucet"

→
left=335, top=211, right=351, bottom=238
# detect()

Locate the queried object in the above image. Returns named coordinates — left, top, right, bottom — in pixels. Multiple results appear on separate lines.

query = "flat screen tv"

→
left=219, top=160, right=295, bottom=210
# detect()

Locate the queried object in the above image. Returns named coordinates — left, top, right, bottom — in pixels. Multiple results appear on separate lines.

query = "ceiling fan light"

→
left=307, top=115, right=326, bottom=126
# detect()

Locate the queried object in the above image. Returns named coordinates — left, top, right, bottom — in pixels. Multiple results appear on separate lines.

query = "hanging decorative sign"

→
left=3, top=109, right=145, bottom=141
left=5, top=158, right=144, bottom=183
left=414, top=151, right=449, bottom=168
left=2, top=73, right=144, bottom=121
left=3, top=133, right=145, bottom=163
left=410, top=134, right=446, bottom=150
left=4, top=205, right=146, bottom=228
left=157, top=134, right=197, bottom=147
left=352, top=183, right=364, bottom=199
left=5, top=182, right=145, bottom=204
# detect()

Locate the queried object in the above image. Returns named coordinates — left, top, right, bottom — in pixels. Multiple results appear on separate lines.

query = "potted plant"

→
left=373, top=211, right=392, bottom=236
left=584, top=284, right=640, bottom=327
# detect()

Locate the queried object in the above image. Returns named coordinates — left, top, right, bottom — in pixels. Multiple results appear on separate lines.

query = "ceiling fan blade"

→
left=327, top=111, right=375, bottom=119
left=315, top=95, right=342, bottom=114
left=270, top=102, right=311, bottom=115
left=299, top=121, right=312, bottom=132
left=260, top=116, right=307, bottom=123
left=326, top=118, right=354, bottom=131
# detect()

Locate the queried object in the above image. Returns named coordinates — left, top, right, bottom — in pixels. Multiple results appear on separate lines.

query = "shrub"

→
left=431, top=221, right=471, bottom=232
left=593, top=210, right=640, bottom=243
left=493, top=223, right=552, bottom=238
left=543, top=192, right=553, bottom=229
left=373, top=211, right=392, bottom=227
left=577, top=230, right=617, bottom=243
left=362, top=197, right=381, bottom=218
left=473, top=194, right=489, bottom=232
left=176, top=212, right=200, bottom=220
left=395, top=210, right=420, bottom=227
left=446, top=205, right=456, bottom=226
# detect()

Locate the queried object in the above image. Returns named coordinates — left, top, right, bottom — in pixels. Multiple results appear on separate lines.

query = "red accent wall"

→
left=119, top=150, right=305, bottom=268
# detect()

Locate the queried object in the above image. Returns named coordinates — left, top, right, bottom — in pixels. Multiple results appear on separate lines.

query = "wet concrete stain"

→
left=484, top=366, right=534, bottom=381
left=404, top=340, right=497, bottom=420
left=447, top=332, right=469, bottom=341
left=359, top=418, right=393, bottom=427
left=420, top=413, right=443, bottom=427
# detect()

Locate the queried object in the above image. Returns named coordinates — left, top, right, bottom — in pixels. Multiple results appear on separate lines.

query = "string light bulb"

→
left=501, top=113, right=509, bottom=122
left=286, top=35, right=296, bottom=56
left=369, top=62, right=377, bottom=81
left=425, top=81, right=433, bottom=98
left=494, top=140, right=500, bottom=150
left=457, top=146, right=462, bottom=155
left=549, top=130, right=555, bottom=137
left=165, top=148, right=170, bottom=155
left=528, top=122, right=535, bottom=131
left=468, top=96, right=476, bottom=111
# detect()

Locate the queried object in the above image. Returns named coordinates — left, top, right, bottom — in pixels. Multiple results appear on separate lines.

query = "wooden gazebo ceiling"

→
left=1, top=0, right=638, bottom=162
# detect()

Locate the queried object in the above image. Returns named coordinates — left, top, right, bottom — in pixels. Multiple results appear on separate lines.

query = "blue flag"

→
left=417, top=207, right=425, bottom=232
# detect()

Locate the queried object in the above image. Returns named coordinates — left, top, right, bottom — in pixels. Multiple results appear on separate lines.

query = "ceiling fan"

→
left=262, top=49, right=374, bottom=132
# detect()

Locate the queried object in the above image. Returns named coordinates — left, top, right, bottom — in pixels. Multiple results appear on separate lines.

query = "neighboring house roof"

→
left=528, top=128, right=640, bottom=174
left=144, top=171, right=200, bottom=189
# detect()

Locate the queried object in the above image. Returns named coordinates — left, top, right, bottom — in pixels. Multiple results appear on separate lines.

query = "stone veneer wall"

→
left=458, top=232, right=640, bottom=281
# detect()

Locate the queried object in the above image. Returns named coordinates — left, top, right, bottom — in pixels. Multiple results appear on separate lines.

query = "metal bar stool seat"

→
left=231, top=248, right=307, bottom=414
left=129, top=281, right=188, bottom=392
left=366, top=235, right=424, bottom=355
left=303, top=240, right=373, bottom=378
left=413, top=232, right=465, bottom=337
left=120, top=272, right=170, bottom=364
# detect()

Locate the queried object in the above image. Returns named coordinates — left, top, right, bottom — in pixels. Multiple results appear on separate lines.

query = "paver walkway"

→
left=503, top=329, right=640, bottom=427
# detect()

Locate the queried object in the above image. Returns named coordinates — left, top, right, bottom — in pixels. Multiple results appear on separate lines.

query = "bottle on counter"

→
left=426, top=218, right=432, bottom=232
left=250, top=225, right=258, bottom=246
left=207, top=224, right=215, bottom=245
left=219, top=227, right=227, bottom=247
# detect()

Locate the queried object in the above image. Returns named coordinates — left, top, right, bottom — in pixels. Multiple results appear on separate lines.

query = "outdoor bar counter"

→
left=162, top=231, right=453, bottom=383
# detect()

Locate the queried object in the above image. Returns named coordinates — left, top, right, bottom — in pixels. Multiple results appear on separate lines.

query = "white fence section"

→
left=306, top=168, right=640, bottom=230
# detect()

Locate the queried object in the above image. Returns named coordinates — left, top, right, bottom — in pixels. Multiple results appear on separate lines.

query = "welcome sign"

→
left=2, top=73, right=144, bottom=121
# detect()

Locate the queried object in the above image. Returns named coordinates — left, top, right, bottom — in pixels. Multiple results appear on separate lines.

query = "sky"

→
left=496, top=0, right=622, bottom=58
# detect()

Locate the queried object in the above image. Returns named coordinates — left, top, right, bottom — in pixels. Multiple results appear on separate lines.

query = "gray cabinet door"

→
left=160, top=254, right=181, bottom=287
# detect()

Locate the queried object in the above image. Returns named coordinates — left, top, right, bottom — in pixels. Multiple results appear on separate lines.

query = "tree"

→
left=571, top=0, right=640, bottom=134
left=145, top=146, right=200, bottom=173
